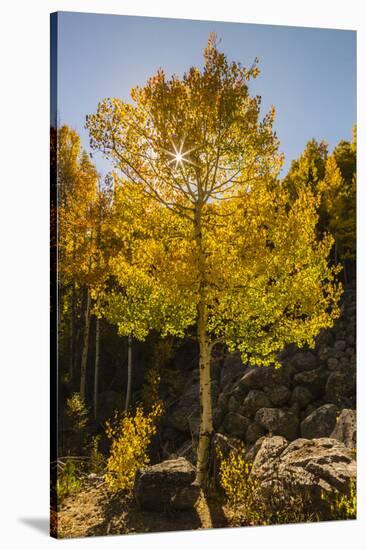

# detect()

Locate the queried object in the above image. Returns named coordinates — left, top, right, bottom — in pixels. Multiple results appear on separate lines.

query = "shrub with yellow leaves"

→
left=321, top=478, right=356, bottom=520
left=104, top=402, right=163, bottom=492
left=217, top=445, right=256, bottom=504
left=66, top=392, right=89, bottom=431
left=141, top=365, right=161, bottom=411
left=218, top=444, right=356, bottom=525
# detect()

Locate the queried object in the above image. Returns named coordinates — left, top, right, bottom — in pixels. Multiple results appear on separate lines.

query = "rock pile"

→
left=216, top=289, right=355, bottom=448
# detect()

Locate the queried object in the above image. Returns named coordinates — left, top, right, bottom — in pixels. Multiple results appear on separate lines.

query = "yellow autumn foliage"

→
left=218, top=446, right=356, bottom=524
left=218, top=446, right=254, bottom=505
left=104, top=403, right=163, bottom=492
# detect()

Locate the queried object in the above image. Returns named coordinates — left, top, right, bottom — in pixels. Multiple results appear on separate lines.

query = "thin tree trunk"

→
left=80, top=287, right=91, bottom=401
left=196, top=307, right=213, bottom=488
left=69, top=282, right=76, bottom=382
left=193, top=201, right=214, bottom=488
left=93, top=317, right=100, bottom=420
left=124, top=334, right=132, bottom=411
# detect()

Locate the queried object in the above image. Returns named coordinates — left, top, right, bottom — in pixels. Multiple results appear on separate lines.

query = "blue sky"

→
left=55, top=11, right=356, bottom=177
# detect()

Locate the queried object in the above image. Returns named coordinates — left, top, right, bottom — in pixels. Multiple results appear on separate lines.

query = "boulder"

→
left=217, top=392, right=229, bottom=412
left=290, top=351, right=318, bottom=372
left=334, top=340, right=346, bottom=352
left=238, top=366, right=271, bottom=391
left=330, top=409, right=356, bottom=450
left=134, top=457, right=200, bottom=511
left=255, top=407, right=299, bottom=440
left=246, top=421, right=266, bottom=443
left=251, top=436, right=356, bottom=498
left=326, top=369, right=356, bottom=405
left=227, top=395, right=240, bottom=412
left=327, top=357, right=340, bottom=371
left=239, top=365, right=292, bottom=392
left=265, top=385, right=291, bottom=406
left=317, top=329, right=335, bottom=347
left=291, top=386, right=313, bottom=409
left=346, top=334, right=354, bottom=346
left=300, top=404, right=338, bottom=439
left=319, top=345, right=337, bottom=361
left=220, top=352, right=246, bottom=390
left=211, top=381, right=220, bottom=406
left=245, top=436, right=267, bottom=463
left=241, top=390, right=271, bottom=417
left=250, top=435, right=288, bottom=469
left=212, top=407, right=224, bottom=430
left=293, top=367, right=328, bottom=398
left=167, top=383, right=200, bottom=434
left=223, top=412, right=250, bottom=438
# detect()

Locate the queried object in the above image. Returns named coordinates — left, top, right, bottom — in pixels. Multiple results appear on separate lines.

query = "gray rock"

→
left=220, top=352, right=246, bottom=390
left=317, top=330, right=335, bottom=347
left=250, top=435, right=288, bottom=469
left=265, top=385, right=291, bottom=406
left=319, top=345, right=337, bottom=360
left=211, top=381, right=220, bottom=405
left=245, top=436, right=267, bottom=463
left=290, top=351, right=318, bottom=372
left=246, top=421, right=266, bottom=443
left=134, top=457, right=200, bottom=511
left=327, top=357, right=340, bottom=371
left=291, top=386, right=313, bottom=409
left=212, top=407, right=224, bottom=430
left=223, top=412, right=250, bottom=438
left=217, top=392, right=229, bottom=412
left=326, top=370, right=356, bottom=405
left=346, top=334, right=354, bottom=346
left=345, top=347, right=355, bottom=358
left=251, top=436, right=356, bottom=498
left=300, top=404, right=338, bottom=439
left=167, top=383, right=200, bottom=434
left=239, top=365, right=292, bottom=392
left=339, top=356, right=350, bottom=368
left=241, top=390, right=271, bottom=416
left=293, top=367, right=328, bottom=398
left=238, top=366, right=272, bottom=390
left=227, top=395, right=239, bottom=412
left=290, top=401, right=301, bottom=417
left=334, top=340, right=347, bottom=352
left=331, top=409, right=356, bottom=450
left=304, top=403, right=317, bottom=417
left=255, top=407, right=299, bottom=440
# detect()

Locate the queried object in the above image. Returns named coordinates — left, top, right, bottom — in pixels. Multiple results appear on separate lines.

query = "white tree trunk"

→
left=93, top=317, right=100, bottom=420
left=80, top=288, right=91, bottom=401
left=193, top=201, right=214, bottom=488
left=124, top=334, right=132, bottom=411
left=195, top=306, right=213, bottom=487
left=69, top=286, right=75, bottom=381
